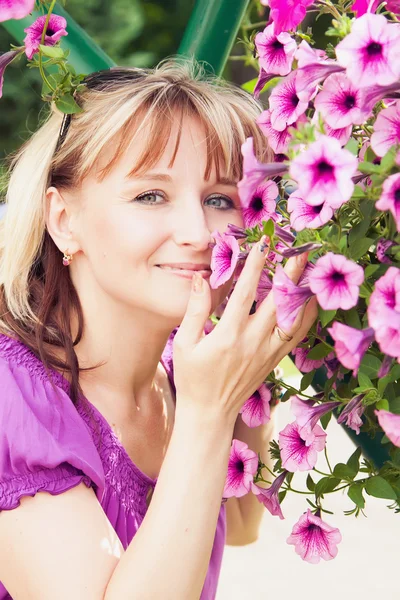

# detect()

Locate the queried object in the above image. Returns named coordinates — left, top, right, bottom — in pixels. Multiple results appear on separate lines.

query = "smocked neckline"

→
left=0, top=332, right=175, bottom=488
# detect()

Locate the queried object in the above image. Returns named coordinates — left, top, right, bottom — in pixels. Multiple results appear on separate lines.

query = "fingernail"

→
left=259, top=235, right=268, bottom=254
left=192, top=272, right=204, bottom=294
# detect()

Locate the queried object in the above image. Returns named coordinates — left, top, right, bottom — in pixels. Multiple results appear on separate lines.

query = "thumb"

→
left=174, top=273, right=212, bottom=349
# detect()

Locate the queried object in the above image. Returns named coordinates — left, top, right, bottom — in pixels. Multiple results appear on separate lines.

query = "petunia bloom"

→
left=376, top=172, right=400, bottom=232
left=327, top=322, right=375, bottom=376
left=253, top=67, right=276, bottom=99
left=290, top=396, right=340, bottom=445
left=376, top=238, right=395, bottom=265
left=337, top=394, right=365, bottom=435
left=238, top=137, right=287, bottom=206
left=241, top=180, right=279, bottom=229
left=351, top=0, right=380, bottom=15
left=291, top=343, right=326, bottom=375
left=272, top=264, right=313, bottom=331
left=223, top=439, right=258, bottom=498
left=336, top=13, right=400, bottom=89
left=367, top=267, right=400, bottom=357
left=0, top=0, right=34, bottom=22
left=294, top=40, right=345, bottom=102
left=308, top=252, right=364, bottom=311
left=289, top=135, right=358, bottom=209
left=239, top=383, right=272, bottom=428
left=287, top=190, right=333, bottom=232
left=268, top=71, right=309, bottom=132
left=257, top=109, right=301, bottom=155
left=255, top=23, right=297, bottom=76
left=255, top=269, right=273, bottom=303
left=375, top=409, right=400, bottom=447
left=251, top=470, right=287, bottom=520
left=371, top=101, right=400, bottom=157
left=210, top=231, right=240, bottom=289
left=24, top=14, right=68, bottom=60
left=0, top=50, right=20, bottom=99
left=268, top=0, right=314, bottom=35
left=314, top=72, right=370, bottom=129
left=287, top=509, right=342, bottom=564
left=279, top=421, right=327, bottom=472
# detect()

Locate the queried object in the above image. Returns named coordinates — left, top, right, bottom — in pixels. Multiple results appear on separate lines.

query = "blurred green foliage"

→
left=0, top=0, right=194, bottom=160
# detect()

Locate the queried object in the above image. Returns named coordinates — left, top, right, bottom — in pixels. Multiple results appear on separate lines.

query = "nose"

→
left=171, top=197, right=213, bottom=251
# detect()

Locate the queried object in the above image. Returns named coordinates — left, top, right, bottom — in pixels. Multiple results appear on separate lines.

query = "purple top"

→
left=0, top=333, right=226, bottom=599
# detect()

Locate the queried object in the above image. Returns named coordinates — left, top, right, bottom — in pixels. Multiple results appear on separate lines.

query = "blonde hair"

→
left=0, top=57, right=272, bottom=404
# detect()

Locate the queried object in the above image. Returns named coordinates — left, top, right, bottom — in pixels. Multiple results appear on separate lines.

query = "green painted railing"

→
left=2, top=0, right=390, bottom=468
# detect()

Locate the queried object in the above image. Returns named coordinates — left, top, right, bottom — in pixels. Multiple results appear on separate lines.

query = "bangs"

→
left=93, top=90, right=249, bottom=185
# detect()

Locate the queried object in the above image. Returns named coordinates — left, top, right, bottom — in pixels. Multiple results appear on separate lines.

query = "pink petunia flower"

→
left=327, top=322, right=375, bottom=376
left=291, top=343, right=326, bottom=374
left=336, top=13, right=400, bottom=89
left=223, top=439, right=258, bottom=498
left=253, top=67, right=276, bottom=99
left=0, top=50, right=20, bottom=99
left=287, top=509, right=342, bottom=564
left=375, top=409, right=400, bottom=447
left=351, top=0, right=380, bottom=15
left=257, top=109, right=293, bottom=155
left=255, top=269, right=273, bottom=303
left=295, top=41, right=345, bottom=102
left=291, top=396, right=340, bottom=445
left=377, top=354, right=394, bottom=378
left=376, top=172, right=400, bottom=231
left=287, top=190, right=333, bottom=232
left=268, top=71, right=309, bottom=132
left=255, top=23, right=297, bottom=76
left=238, top=137, right=287, bottom=206
left=308, top=253, right=364, bottom=311
left=371, top=101, right=400, bottom=157
left=279, top=421, right=327, bottom=472
left=24, top=14, right=68, bottom=60
left=324, top=352, right=345, bottom=381
left=268, top=0, right=314, bottom=35
left=289, top=135, right=358, bottom=209
left=337, top=394, right=365, bottom=435
left=0, top=0, right=34, bottom=22
left=272, top=264, right=313, bottom=331
left=241, top=180, right=279, bottom=229
left=312, top=111, right=353, bottom=147
left=367, top=267, right=400, bottom=357
left=251, top=470, right=287, bottom=520
left=239, top=383, right=272, bottom=428
left=314, top=72, right=370, bottom=129
left=210, top=231, right=240, bottom=289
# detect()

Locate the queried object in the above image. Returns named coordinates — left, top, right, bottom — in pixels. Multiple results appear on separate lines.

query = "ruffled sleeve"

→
left=0, top=356, right=105, bottom=511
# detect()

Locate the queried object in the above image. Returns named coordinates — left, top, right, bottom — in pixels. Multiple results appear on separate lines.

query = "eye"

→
left=133, top=190, right=166, bottom=204
left=205, top=194, right=235, bottom=210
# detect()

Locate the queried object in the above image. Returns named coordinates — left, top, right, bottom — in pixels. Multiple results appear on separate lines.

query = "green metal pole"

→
left=1, top=3, right=115, bottom=74
left=178, top=0, right=251, bottom=76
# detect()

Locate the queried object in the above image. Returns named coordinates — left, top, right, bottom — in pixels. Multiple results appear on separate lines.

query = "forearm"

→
left=226, top=406, right=277, bottom=544
left=105, top=404, right=234, bottom=600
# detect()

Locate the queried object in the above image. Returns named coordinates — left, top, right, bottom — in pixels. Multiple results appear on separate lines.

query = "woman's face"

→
left=67, top=115, right=244, bottom=325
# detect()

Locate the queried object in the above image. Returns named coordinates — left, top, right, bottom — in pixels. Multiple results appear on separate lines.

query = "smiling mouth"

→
left=156, top=265, right=212, bottom=279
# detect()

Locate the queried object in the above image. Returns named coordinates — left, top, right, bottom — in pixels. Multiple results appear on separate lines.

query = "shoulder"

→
left=0, top=333, right=105, bottom=509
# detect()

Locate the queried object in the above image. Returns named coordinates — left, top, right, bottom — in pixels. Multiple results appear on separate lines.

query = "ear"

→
left=45, top=186, right=81, bottom=256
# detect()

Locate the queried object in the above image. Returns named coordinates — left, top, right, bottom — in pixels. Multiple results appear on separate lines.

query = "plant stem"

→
left=324, top=447, right=333, bottom=474
left=38, top=0, right=57, bottom=95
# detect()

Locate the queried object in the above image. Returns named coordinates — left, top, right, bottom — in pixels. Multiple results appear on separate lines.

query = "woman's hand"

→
left=173, top=237, right=318, bottom=427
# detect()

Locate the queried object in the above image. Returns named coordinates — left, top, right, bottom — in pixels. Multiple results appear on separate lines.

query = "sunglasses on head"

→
left=55, top=67, right=148, bottom=153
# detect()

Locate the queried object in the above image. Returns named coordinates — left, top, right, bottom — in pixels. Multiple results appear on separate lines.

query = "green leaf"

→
left=306, top=474, right=315, bottom=491
left=55, top=94, right=82, bottom=115
left=241, top=78, right=258, bottom=93
left=343, top=308, right=361, bottom=329
left=39, top=44, right=65, bottom=59
left=318, top=306, right=337, bottom=328
left=351, top=185, right=365, bottom=199
left=358, top=372, right=373, bottom=390
left=300, top=370, right=315, bottom=391
left=380, top=145, right=398, bottom=172
left=358, top=354, right=382, bottom=379
left=376, top=398, right=390, bottom=411
left=333, top=463, right=356, bottom=480
left=262, top=218, right=275, bottom=238
left=315, top=477, right=341, bottom=498
left=377, top=376, right=391, bottom=398
left=364, top=264, right=381, bottom=279
left=320, top=410, right=332, bottom=430
left=306, top=343, right=333, bottom=360
left=345, top=137, right=358, bottom=156
left=347, top=447, right=362, bottom=476
left=278, top=489, right=287, bottom=504
left=349, top=237, right=373, bottom=261
left=348, top=483, right=365, bottom=508
left=358, top=161, right=383, bottom=175
left=365, top=476, right=397, bottom=500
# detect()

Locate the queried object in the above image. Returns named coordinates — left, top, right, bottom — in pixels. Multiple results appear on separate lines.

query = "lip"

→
left=156, top=263, right=212, bottom=280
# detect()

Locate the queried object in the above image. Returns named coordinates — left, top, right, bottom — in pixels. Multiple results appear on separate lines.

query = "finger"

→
left=270, top=296, right=319, bottom=360
left=217, top=235, right=270, bottom=334
left=173, top=273, right=212, bottom=350
left=249, top=252, right=310, bottom=335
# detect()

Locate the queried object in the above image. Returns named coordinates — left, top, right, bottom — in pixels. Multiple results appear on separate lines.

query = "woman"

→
left=0, top=59, right=317, bottom=599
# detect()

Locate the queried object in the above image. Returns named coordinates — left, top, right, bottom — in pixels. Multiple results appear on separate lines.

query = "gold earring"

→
left=62, top=249, right=73, bottom=266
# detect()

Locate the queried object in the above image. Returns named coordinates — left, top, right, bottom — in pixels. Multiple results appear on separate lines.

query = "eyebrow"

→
left=125, top=172, right=238, bottom=186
